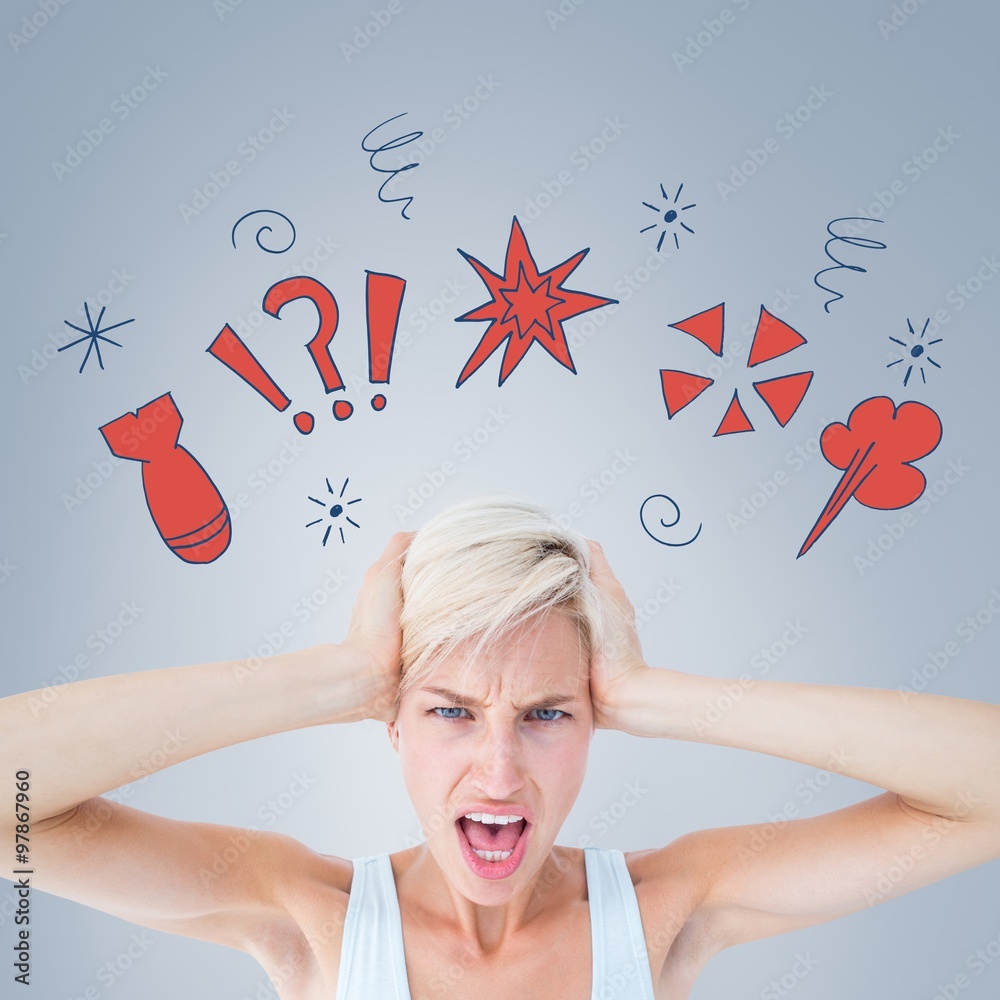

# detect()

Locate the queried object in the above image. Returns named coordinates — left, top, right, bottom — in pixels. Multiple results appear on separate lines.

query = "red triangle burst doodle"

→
left=747, top=306, right=807, bottom=367
left=713, top=390, right=755, bottom=436
left=752, top=371, right=814, bottom=426
left=668, top=303, right=724, bottom=356
left=660, top=369, right=714, bottom=418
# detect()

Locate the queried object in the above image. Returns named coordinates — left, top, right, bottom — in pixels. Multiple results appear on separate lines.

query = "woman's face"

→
left=388, top=610, right=594, bottom=900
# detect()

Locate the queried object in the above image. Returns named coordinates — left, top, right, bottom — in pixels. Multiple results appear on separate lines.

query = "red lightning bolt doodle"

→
left=798, top=396, right=942, bottom=558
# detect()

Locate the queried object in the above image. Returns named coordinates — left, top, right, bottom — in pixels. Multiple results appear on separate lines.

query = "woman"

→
left=2, top=495, right=999, bottom=999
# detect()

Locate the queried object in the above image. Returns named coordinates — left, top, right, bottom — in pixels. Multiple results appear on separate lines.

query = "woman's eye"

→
left=427, top=707, right=566, bottom=723
left=431, top=706, right=468, bottom=720
left=531, top=708, right=566, bottom=723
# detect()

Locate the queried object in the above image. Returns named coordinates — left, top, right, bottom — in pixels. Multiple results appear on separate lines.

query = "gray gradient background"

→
left=2, top=0, right=999, bottom=997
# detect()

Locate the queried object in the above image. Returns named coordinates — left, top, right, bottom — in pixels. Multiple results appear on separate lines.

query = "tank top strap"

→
left=335, top=854, right=412, bottom=1000
left=584, top=846, right=656, bottom=999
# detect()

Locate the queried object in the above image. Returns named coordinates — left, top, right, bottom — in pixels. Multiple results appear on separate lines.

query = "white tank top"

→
left=334, top=846, right=656, bottom=999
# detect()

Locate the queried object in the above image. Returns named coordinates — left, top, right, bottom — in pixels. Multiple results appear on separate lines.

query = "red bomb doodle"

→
left=798, top=396, right=942, bottom=558
left=99, top=393, right=232, bottom=564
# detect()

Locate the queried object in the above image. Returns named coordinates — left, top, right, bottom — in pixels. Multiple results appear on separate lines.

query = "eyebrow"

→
left=418, top=685, right=580, bottom=712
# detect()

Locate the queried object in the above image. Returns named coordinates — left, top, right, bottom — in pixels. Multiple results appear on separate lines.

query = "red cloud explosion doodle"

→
left=798, top=396, right=943, bottom=557
left=454, top=217, right=618, bottom=387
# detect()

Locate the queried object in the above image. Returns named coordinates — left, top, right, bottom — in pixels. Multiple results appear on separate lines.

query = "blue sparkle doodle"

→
left=887, top=317, right=943, bottom=386
left=58, top=303, right=135, bottom=373
left=641, top=182, right=696, bottom=251
left=306, top=477, right=362, bottom=546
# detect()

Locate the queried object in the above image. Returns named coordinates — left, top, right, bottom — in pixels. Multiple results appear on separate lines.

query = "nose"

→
left=470, top=719, right=526, bottom=797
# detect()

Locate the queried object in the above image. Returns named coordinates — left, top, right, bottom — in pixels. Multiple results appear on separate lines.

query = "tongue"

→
left=460, top=817, right=524, bottom=852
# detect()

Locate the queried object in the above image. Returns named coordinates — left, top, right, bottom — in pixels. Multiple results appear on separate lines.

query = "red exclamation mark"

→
left=366, top=270, right=406, bottom=411
left=207, top=325, right=316, bottom=434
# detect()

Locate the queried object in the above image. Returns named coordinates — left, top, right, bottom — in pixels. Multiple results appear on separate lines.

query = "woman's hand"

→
left=339, top=530, right=414, bottom=723
left=586, top=540, right=653, bottom=731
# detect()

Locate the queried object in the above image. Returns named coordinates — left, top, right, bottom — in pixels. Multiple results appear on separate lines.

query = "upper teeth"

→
left=464, top=813, right=523, bottom=824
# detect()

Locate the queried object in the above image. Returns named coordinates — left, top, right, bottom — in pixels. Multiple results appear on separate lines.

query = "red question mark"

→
left=263, top=276, right=355, bottom=424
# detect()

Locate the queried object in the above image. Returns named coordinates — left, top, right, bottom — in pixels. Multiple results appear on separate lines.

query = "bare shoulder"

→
left=236, top=845, right=362, bottom=1000
left=623, top=837, right=728, bottom=989
left=625, top=837, right=715, bottom=930
left=254, top=844, right=356, bottom=987
left=620, top=789, right=1000, bottom=990
left=25, top=798, right=358, bottom=997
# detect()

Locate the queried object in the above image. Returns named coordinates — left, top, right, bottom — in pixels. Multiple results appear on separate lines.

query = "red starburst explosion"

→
left=455, top=217, right=618, bottom=387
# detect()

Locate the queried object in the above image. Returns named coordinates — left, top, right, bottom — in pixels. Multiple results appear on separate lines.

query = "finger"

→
left=383, top=530, right=415, bottom=561
left=584, top=539, right=632, bottom=611
left=585, top=538, right=617, bottom=579
left=367, top=531, right=414, bottom=580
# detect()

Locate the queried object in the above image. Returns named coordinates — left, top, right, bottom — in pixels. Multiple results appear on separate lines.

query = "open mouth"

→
left=455, top=816, right=531, bottom=877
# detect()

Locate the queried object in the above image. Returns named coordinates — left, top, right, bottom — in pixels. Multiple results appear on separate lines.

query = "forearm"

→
left=0, top=642, right=364, bottom=825
left=613, top=668, right=1000, bottom=822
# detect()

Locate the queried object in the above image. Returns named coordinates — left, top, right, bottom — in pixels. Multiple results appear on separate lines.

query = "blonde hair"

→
left=396, top=494, right=607, bottom=712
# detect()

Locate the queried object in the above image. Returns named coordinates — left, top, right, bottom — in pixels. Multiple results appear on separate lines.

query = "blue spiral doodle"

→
left=813, top=216, right=887, bottom=313
left=361, top=112, right=422, bottom=220
left=231, top=210, right=297, bottom=254
left=640, top=494, right=702, bottom=547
